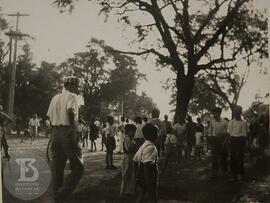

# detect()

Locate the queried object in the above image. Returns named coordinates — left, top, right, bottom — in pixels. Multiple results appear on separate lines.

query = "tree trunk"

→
left=174, top=71, right=195, bottom=123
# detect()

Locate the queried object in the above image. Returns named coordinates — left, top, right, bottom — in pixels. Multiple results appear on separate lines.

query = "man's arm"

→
left=67, top=94, right=78, bottom=127
left=67, top=108, right=75, bottom=127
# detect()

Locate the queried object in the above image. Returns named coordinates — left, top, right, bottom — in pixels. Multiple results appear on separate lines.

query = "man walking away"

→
left=47, top=76, right=84, bottom=203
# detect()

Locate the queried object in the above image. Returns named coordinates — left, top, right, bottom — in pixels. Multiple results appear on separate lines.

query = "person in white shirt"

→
left=208, top=107, right=229, bottom=178
left=47, top=76, right=84, bottom=202
left=133, top=123, right=158, bottom=203
left=227, top=105, right=248, bottom=181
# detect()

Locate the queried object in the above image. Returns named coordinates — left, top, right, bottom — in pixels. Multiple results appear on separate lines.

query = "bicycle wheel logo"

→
left=3, top=152, right=51, bottom=200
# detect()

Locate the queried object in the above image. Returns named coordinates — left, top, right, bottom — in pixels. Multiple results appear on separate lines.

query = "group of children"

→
left=120, top=120, right=159, bottom=203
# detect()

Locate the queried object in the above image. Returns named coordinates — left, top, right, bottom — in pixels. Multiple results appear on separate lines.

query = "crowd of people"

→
left=0, top=75, right=269, bottom=203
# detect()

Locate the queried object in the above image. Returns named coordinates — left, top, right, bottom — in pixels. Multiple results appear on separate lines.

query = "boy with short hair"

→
left=133, top=123, right=159, bottom=203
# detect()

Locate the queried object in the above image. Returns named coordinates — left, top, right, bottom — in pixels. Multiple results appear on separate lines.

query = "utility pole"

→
left=5, top=12, right=29, bottom=120
left=7, top=28, right=13, bottom=76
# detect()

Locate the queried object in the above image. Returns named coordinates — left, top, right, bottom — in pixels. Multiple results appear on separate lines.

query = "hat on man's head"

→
left=63, top=76, right=79, bottom=86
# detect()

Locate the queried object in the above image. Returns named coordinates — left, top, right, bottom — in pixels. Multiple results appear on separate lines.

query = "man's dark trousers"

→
left=51, top=126, right=84, bottom=202
left=211, top=136, right=228, bottom=176
left=230, top=136, right=245, bottom=179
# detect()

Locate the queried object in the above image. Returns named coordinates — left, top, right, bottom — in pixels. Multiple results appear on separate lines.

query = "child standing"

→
left=133, top=123, right=159, bottom=203
left=90, top=119, right=98, bottom=152
left=101, top=123, right=106, bottom=151
left=82, top=122, right=89, bottom=148
left=120, top=124, right=137, bottom=197
left=161, top=127, right=179, bottom=175
left=105, top=116, right=117, bottom=169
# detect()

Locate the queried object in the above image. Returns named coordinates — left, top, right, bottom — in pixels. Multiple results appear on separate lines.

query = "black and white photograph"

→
left=0, top=0, right=269, bottom=202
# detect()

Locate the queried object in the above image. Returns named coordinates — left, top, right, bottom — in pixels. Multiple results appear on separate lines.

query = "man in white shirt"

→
left=227, top=105, right=248, bottom=181
left=47, top=76, right=84, bottom=203
left=208, top=107, right=229, bottom=178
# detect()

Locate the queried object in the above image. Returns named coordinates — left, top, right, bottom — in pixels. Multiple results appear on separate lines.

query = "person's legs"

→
left=161, top=155, right=169, bottom=174
left=51, top=127, right=67, bottom=198
left=161, top=136, right=165, bottom=156
left=110, top=152, right=114, bottom=167
left=147, top=183, right=158, bottom=203
left=82, top=137, right=85, bottom=148
left=1, top=135, right=9, bottom=158
left=238, top=137, right=245, bottom=178
left=157, top=137, right=161, bottom=156
left=94, top=140, right=96, bottom=151
left=106, top=151, right=110, bottom=168
left=221, top=145, right=228, bottom=175
left=211, top=138, right=219, bottom=177
left=230, top=137, right=238, bottom=180
left=56, top=127, right=84, bottom=201
left=52, top=146, right=67, bottom=197
left=186, top=143, right=190, bottom=159
left=136, top=185, right=146, bottom=203
left=90, top=140, right=93, bottom=151
left=177, top=145, right=182, bottom=161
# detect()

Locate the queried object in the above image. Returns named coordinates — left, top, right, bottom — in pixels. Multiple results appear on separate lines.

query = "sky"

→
left=0, top=0, right=269, bottom=119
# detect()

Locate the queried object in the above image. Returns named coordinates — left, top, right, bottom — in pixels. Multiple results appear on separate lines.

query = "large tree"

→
left=54, top=0, right=268, bottom=122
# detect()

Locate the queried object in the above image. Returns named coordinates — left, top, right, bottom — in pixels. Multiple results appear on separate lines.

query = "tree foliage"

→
left=58, top=38, right=146, bottom=120
left=0, top=27, right=154, bottom=123
left=54, top=0, right=268, bottom=122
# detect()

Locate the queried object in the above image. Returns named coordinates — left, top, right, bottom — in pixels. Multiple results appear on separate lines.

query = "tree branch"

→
left=195, top=0, right=248, bottom=63
left=198, top=57, right=236, bottom=70
left=193, top=0, right=227, bottom=43
left=112, top=48, right=172, bottom=65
